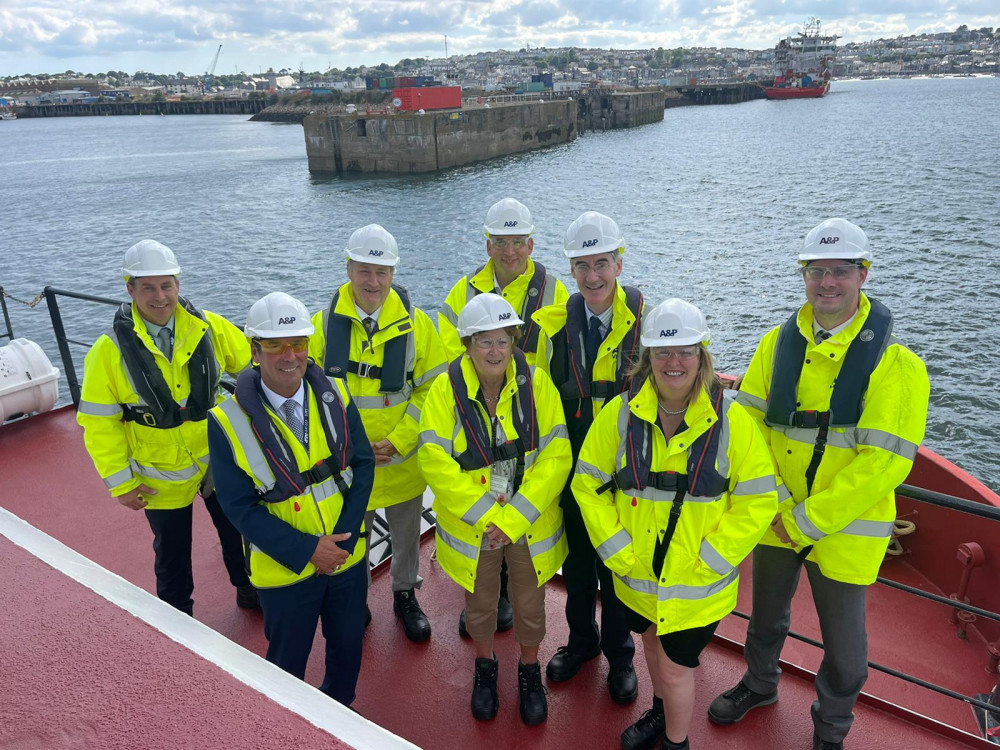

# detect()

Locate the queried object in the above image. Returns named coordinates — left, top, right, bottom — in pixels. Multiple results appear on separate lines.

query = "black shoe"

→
left=608, top=663, right=639, bottom=705
left=459, top=608, right=470, bottom=638
left=546, top=645, right=600, bottom=682
left=236, top=584, right=260, bottom=610
left=497, top=595, right=513, bottom=632
left=707, top=680, right=778, bottom=725
left=471, top=656, right=499, bottom=720
left=393, top=589, right=431, bottom=642
left=660, top=738, right=689, bottom=750
left=518, top=661, right=548, bottom=726
left=812, top=734, right=843, bottom=750
left=620, top=703, right=665, bottom=750
left=365, top=605, right=372, bottom=628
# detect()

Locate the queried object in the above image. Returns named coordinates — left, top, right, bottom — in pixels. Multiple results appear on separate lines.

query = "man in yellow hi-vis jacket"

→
left=77, top=240, right=255, bottom=615
left=708, top=219, right=931, bottom=750
left=209, top=292, right=374, bottom=706
left=310, top=224, right=446, bottom=642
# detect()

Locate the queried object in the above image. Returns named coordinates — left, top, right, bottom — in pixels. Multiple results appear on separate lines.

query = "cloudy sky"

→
left=0, top=1, right=995, bottom=77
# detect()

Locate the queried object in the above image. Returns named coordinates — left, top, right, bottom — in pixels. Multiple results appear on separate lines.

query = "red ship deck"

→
left=2, top=407, right=998, bottom=749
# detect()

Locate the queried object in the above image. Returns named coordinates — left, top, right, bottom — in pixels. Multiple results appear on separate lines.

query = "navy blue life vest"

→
left=551, top=286, right=643, bottom=402
left=604, top=385, right=728, bottom=499
left=114, top=297, right=219, bottom=429
left=764, top=297, right=893, bottom=430
left=234, top=362, right=353, bottom=503
left=447, top=348, right=539, bottom=474
left=323, top=285, right=413, bottom=393
left=472, top=262, right=549, bottom=354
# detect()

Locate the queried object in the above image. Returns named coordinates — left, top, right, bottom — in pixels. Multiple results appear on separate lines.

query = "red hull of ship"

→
left=765, top=83, right=830, bottom=99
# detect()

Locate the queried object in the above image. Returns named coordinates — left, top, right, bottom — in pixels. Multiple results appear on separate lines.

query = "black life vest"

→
left=234, top=362, right=353, bottom=503
left=447, top=348, right=539, bottom=474
left=764, top=297, right=893, bottom=430
left=471, top=262, right=550, bottom=354
left=323, top=285, right=413, bottom=393
left=114, top=298, right=219, bottom=429
left=551, top=286, right=643, bottom=402
left=602, top=386, right=728, bottom=499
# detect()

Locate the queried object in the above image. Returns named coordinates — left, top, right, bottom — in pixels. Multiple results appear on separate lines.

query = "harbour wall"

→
left=14, top=99, right=267, bottom=117
left=578, top=90, right=665, bottom=131
left=303, top=100, right=578, bottom=175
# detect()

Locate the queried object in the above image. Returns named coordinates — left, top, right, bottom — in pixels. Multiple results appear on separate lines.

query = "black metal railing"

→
left=730, top=481, right=1000, bottom=723
left=43, top=286, right=122, bottom=407
left=0, top=287, right=14, bottom=343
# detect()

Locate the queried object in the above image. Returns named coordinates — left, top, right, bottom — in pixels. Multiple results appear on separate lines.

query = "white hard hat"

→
left=345, top=223, right=399, bottom=267
left=456, top=293, right=524, bottom=337
left=641, top=298, right=710, bottom=348
left=122, top=240, right=181, bottom=280
left=483, top=198, right=534, bottom=237
left=799, top=218, right=872, bottom=266
left=245, top=292, right=315, bottom=339
left=563, top=211, right=625, bottom=258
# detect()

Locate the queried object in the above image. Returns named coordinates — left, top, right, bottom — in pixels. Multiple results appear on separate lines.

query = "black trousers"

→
left=144, top=490, right=249, bottom=615
left=560, top=485, right=635, bottom=666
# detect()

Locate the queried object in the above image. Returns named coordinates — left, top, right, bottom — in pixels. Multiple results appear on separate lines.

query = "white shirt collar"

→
left=260, top=378, right=305, bottom=420
left=143, top=314, right=175, bottom=337
left=813, top=309, right=858, bottom=339
left=585, top=304, right=613, bottom=332
left=354, top=303, right=382, bottom=324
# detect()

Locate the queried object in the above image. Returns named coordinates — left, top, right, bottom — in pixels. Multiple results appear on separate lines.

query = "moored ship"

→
left=766, top=18, right=839, bottom=100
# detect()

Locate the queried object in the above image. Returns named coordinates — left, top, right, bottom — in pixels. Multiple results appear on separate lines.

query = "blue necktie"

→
left=282, top=399, right=305, bottom=445
left=585, top=316, right=603, bottom=367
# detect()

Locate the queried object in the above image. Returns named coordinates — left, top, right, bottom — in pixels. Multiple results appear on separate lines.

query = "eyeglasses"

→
left=652, top=347, right=700, bottom=362
left=801, top=264, right=861, bottom=281
left=473, top=335, right=512, bottom=351
left=255, top=338, right=309, bottom=355
left=490, top=237, right=528, bottom=250
left=572, top=259, right=616, bottom=274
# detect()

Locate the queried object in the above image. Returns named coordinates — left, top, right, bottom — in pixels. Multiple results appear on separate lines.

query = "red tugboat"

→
left=766, top=18, right=839, bottom=100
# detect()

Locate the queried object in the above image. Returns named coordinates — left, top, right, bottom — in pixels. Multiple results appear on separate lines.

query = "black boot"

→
left=518, top=661, right=548, bottom=726
left=393, top=589, right=431, bottom=642
left=621, top=696, right=665, bottom=750
left=471, top=655, right=499, bottom=720
left=660, top=737, right=689, bottom=750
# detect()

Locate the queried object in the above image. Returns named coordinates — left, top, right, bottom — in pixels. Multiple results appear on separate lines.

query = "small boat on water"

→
left=766, top=18, right=839, bottom=100
left=0, top=109, right=17, bottom=120
left=1, top=286, right=1000, bottom=749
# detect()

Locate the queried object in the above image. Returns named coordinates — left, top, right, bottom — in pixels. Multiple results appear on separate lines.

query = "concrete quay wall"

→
left=303, top=100, right=578, bottom=175
left=15, top=99, right=267, bottom=117
left=579, top=90, right=665, bottom=131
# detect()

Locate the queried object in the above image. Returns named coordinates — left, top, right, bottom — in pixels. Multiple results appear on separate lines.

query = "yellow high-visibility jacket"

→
left=310, top=284, right=446, bottom=509
left=736, top=293, right=930, bottom=585
left=573, top=379, right=777, bottom=635
left=77, top=302, right=249, bottom=510
left=418, top=355, right=572, bottom=593
left=437, top=258, right=569, bottom=365
left=208, top=377, right=368, bottom=588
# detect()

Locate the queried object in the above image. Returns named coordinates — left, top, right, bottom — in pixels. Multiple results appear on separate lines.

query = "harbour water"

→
left=1, top=77, right=997, bottom=489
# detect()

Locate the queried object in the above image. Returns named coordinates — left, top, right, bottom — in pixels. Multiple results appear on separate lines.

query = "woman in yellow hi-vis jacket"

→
left=572, top=299, right=777, bottom=750
left=418, top=293, right=571, bottom=726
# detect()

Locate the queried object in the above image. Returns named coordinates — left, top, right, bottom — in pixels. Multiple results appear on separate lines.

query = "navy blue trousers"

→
left=144, top=491, right=249, bottom=615
left=257, top=561, right=368, bottom=706
left=560, top=486, right=636, bottom=666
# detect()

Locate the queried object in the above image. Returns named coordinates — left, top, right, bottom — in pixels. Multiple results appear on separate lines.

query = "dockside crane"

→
left=204, top=44, right=222, bottom=93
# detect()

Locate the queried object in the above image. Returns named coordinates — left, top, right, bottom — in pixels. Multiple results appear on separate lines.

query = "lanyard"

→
left=300, top=380, right=310, bottom=452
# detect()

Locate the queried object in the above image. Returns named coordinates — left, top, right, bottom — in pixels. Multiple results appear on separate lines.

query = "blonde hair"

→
left=627, top=343, right=721, bottom=403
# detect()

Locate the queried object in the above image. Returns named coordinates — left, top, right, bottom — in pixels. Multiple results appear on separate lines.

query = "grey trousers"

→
left=743, top=544, right=868, bottom=744
left=365, top=495, right=423, bottom=592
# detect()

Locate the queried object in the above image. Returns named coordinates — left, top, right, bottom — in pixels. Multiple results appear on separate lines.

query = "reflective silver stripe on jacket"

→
left=657, top=568, right=739, bottom=601
left=527, top=522, right=564, bottom=557
left=78, top=400, right=124, bottom=417
left=440, top=305, right=459, bottom=325
left=792, top=502, right=825, bottom=542
left=418, top=430, right=452, bottom=453
left=715, top=394, right=734, bottom=479
left=777, top=484, right=792, bottom=502
left=507, top=491, right=541, bottom=525
left=855, top=428, right=919, bottom=461
left=596, top=528, right=632, bottom=562
left=386, top=447, right=417, bottom=466
left=405, top=403, right=422, bottom=423
left=539, top=273, right=557, bottom=307
left=355, top=393, right=410, bottom=409
left=537, top=424, right=568, bottom=453
left=413, top=362, right=446, bottom=387
left=436, top=524, right=479, bottom=560
left=106, top=329, right=145, bottom=406
left=460, top=492, right=496, bottom=526
left=735, top=391, right=767, bottom=414
left=700, top=539, right=735, bottom=575
left=770, top=424, right=857, bottom=451
left=841, top=519, right=894, bottom=538
left=103, top=466, right=133, bottom=489
left=576, top=459, right=612, bottom=484
left=628, top=486, right=722, bottom=504
left=216, top=398, right=278, bottom=492
left=129, top=458, right=200, bottom=483
left=731, top=476, right=776, bottom=497
left=616, top=573, right=657, bottom=596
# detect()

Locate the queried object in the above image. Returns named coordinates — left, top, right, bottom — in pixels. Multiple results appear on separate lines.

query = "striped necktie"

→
left=815, top=329, right=832, bottom=345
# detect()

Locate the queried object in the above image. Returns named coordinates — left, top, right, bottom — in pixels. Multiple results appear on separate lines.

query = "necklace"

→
left=658, top=402, right=686, bottom=416
left=483, top=392, right=500, bottom=404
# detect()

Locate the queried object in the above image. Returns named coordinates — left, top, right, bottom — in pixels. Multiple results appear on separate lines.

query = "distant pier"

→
left=14, top=99, right=267, bottom=118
